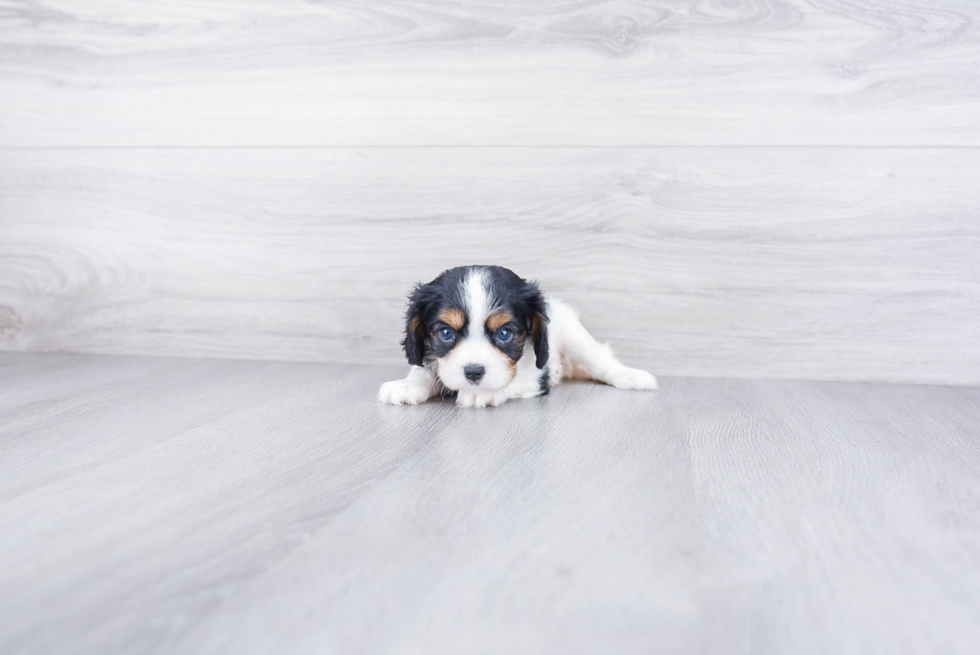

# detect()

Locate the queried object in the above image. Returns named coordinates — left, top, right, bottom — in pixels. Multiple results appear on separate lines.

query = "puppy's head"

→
left=402, top=266, right=548, bottom=392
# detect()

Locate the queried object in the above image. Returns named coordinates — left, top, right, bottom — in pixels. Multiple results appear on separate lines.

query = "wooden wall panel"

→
left=3, top=1, right=977, bottom=383
left=2, top=147, right=977, bottom=384
left=0, top=1, right=978, bottom=146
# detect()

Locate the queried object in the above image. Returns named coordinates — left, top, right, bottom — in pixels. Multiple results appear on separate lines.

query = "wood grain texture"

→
left=1, top=0, right=978, bottom=146
left=2, top=147, right=978, bottom=384
left=1, top=352, right=979, bottom=654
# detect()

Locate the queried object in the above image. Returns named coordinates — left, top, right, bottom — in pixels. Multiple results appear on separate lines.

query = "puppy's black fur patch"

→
left=402, top=267, right=468, bottom=366
left=538, top=367, right=551, bottom=396
left=481, top=266, right=549, bottom=368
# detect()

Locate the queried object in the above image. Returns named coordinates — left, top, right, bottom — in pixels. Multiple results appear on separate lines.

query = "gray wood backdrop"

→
left=1, top=1, right=978, bottom=384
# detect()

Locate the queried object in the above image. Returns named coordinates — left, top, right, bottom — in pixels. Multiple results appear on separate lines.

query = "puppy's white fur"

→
left=379, top=268, right=656, bottom=407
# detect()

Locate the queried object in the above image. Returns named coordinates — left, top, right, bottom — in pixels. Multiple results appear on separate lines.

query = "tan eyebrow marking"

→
left=438, top=308, right=466, bottom=331
left=486, top=309, right=514, bottom=332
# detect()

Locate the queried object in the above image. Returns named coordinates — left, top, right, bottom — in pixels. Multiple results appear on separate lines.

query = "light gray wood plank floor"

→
left=1, top=352, right=979, bottom=654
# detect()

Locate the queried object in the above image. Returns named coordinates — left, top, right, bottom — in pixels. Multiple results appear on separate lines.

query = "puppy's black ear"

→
left=523, top=281, right=549, bottom=369
left=402, top=283, right=435, bottom=366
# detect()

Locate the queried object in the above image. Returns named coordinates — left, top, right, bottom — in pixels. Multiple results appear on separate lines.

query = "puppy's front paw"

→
left=456, top=388, right=508, bottom=408
left=609, top=367, right=659, bottom=391
left=378, top=379, right=431, bottom=405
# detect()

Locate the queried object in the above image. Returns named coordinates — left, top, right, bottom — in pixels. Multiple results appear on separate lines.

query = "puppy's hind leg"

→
left=549, top=299, right=658, bottom=391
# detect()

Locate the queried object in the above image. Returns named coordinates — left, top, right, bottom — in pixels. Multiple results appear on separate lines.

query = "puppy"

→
left=378, top=265, right=658, bottom=408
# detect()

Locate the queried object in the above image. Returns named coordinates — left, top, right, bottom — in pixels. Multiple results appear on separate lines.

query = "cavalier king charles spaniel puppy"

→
left=378, top=265, right=658, bottom=408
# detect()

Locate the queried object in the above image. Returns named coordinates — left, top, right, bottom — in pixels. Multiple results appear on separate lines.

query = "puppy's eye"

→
left=496, top=328, right=513, bottom=344
left=438, top=327, right=455, bottom=343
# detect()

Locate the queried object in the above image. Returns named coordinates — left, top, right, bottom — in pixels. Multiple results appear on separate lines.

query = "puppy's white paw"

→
left=378, top=379, right=431, bottom=405
left=609, top=367, right=659, bottom=391
left=456, top=388, right=508, bottom=408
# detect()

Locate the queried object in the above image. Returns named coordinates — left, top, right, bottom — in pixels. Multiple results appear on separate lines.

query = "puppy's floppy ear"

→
left=402, top=282, right=435, bottom=366
left=522, top=280, right=549, bottom=369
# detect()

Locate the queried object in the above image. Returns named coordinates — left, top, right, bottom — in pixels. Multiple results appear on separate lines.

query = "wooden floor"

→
left=1, top=352, right=979, bottom=654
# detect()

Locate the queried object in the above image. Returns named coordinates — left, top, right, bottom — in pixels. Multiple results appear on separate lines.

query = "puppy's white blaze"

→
left=438, top=268, right=513, bottom=392
left=464, top=267, right=490, bottom=326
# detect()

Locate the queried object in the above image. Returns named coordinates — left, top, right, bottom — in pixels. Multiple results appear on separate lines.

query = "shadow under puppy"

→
left=379, top=265, right=658, bottom=408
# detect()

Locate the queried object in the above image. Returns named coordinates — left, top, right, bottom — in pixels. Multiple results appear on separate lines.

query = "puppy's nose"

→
left=463, top=364, right=485, bottom=384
